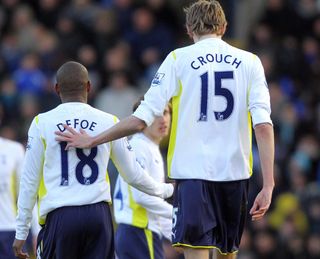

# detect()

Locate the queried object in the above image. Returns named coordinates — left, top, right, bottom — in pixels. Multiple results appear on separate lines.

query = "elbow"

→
left=254, top=122, right=273, bottom=132
left=132, top=116, right=147, bottom=132
left=254, top=122, right=274, bottom=139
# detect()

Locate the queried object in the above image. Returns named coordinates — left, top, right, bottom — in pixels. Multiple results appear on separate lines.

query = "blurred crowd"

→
left=0, top=0, right=319, bottom=258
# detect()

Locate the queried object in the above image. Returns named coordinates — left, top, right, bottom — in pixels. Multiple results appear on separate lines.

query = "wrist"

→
left=90, top=136, right=97, bottom=148
left=263, top=184, right=274, bottom=190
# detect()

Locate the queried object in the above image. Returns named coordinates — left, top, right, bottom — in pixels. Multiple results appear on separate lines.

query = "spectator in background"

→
left=94, top=71, right=139, bottom=119
left=92, top=9, right=119, bottom=59
left=125, top=6, right=173, bottom=70
left=101, top=41, right=134, bottom=79
left=0, top=78, right=20, bottom=123
left=77, top=44, right=101, bottom=97
left=13, top=53, right=47, bottom=96
left=55, top=13, right=83, bottom=59
left=112, top=0, right=135, bottom=36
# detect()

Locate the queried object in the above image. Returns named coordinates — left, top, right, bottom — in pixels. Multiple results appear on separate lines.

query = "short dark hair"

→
left=56, top=61, right=89, bottom=95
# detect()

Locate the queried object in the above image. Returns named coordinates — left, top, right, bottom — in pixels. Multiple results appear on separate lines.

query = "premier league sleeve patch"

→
left=151, top=72, right=165, bottom=86
left=26, top=136, right=34, bottom=150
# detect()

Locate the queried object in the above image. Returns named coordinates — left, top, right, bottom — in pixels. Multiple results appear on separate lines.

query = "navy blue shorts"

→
left=0, top=231, right=15, bottom=259
left=37, top=202, right=114, bottom=259
left=115, top=224, right=164, bottom=259
left=172, top=179, right=249, bottom=255
left=0, top=231, right=35, bottom=258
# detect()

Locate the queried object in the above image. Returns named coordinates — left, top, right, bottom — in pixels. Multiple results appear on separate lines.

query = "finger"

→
left=252, top=213, right=266, bottom=221
left=55, top=136, right=72, bottom=142
left=64, top=125, right=77, bottom=134
left=252, top=209, right=267, bottom=217
left=55, top=131, right=74, bottom=138
left=79, top=128, right=87, bottom=135
left=66, top=143, right=75, bottom=150
left=251, top=205, right=269, bottom=214
left=16, top=251, right=29, bottom=259
left=249, top=202, right=258, bottom=214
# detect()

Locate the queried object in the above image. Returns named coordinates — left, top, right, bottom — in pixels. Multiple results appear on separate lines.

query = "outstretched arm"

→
left=250, top=123, right=274, bottom=221
left=55, top=115, right=146, bottom=149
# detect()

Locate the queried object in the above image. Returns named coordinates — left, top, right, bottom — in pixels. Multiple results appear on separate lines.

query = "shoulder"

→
left=130, top=134, right=153, bottom=154
left=1, top=137, right=24, bottom=154
left=90, top=106, right=119, bottom=122
left=171, top=44, right=195, bottom=59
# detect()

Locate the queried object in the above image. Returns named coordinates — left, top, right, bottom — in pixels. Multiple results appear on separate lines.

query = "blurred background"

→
left=0, top=0, right=319, bottom=258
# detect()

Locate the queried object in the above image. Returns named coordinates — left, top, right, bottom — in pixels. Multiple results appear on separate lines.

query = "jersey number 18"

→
left=59, top=142, right=98, bottom=186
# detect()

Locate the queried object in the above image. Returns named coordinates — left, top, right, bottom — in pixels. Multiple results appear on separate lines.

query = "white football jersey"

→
left=134, top=37, right=272, bottom=181
left=113, top=133, right=172, bottom=237
left=16, top=102, right=173, bottom=240
left=0, top=137, right=24, bottom=231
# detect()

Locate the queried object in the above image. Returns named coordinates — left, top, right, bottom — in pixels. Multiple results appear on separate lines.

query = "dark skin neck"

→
left=60, top=94, right=87, bottom=104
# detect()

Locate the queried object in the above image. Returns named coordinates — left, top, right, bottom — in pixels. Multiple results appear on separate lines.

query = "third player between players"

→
left=114, top=99, right=173, bottom=259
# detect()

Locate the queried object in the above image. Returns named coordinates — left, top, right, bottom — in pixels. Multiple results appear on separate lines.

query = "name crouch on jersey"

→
left=191, top=53, right=242, bottom=70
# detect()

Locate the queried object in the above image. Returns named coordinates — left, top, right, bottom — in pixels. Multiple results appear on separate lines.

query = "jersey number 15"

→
left=199, top=71, right=234, bottom=121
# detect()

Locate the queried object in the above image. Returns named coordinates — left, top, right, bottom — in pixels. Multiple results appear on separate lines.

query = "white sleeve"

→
left=159, top=216, right=173, bottom=241
left=14, top=143, right=25, bottom=194
left=130, top=146, right=172, bottom=219
left=132, top=188, right=173, bottom=218
left=30, top=205, right=41, bottom=237
left=15, top=117, right=44, bottom=240
left=110, top=137, right=173, bottom=199
left=133, top=51, right=179, bottom=126
left=248, top=55, right=273, bottom=127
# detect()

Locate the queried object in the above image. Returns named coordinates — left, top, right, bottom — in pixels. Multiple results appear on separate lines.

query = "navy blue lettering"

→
left=215, top=54, right=223, bottom=63
left=56, top=123, right=65, bottom=132
left=198, top=56, right=207, bottom=66
left=74, top=118, right=79, bottom=128
left=191, top=61, right=200, bottom=70
left=232, top=58, right=242, bottom=68
left=206, top=54, right=214, bottom=62
left=80, top=120, right=89, bottom=129
left=224, top=55, right=232, bottom=64
left=66, top=120, right=71, bottom=126
left=89, top=122, right=97, bottom=131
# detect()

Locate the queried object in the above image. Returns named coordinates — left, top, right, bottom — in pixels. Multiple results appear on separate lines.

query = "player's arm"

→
left=159, top=216, right=173, bottom=241
left=55, top=51, right=178, bottom=149
left=14, top=143, right=25, bottom=196
left=248, top=55, right=275, bottom=221
left=251, top=123, right=274, bottom=220
left=110, top=137, right=173, bottom=199
left=131, top=186, right=173, bottom=218
left=13, top=117, right=44, bottom=258
left=55, top=116, right=146, bottom=149
left=130, top=148, right=172, bottom=218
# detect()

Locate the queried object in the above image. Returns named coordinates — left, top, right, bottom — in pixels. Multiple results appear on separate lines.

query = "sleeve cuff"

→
left=133, top=103, right=155, bottom=127
left=251, top=108, right=273, bottom=128
left=15, top=230, right=28, bottom=241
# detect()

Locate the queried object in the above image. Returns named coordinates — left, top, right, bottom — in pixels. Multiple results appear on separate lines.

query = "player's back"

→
left=34, top=102, right=117, bottom=223
left=0, top=137, right=24, bottom=230
left=169, top=38, right=270, bottom=181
